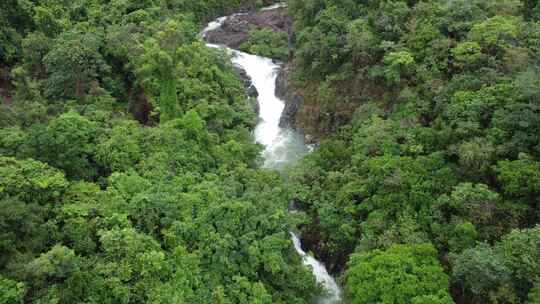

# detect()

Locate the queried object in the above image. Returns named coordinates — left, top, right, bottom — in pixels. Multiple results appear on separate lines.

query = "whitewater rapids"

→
left=203, top=7, right=342, bottom=303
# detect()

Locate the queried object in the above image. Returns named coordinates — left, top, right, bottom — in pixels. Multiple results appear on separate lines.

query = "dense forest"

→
left=0, top=0, right=322, bottom=303
left=1, top=0, right=540, bottom=304
left=285, top=0, right=540, bottom=303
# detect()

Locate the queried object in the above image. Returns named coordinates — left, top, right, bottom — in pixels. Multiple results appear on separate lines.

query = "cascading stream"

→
left=203, top=8, right=341, bottom=303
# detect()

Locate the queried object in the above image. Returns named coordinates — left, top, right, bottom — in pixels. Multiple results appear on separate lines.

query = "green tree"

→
left=137, top=18, right=197, bottom=122
left=32, top=112, right=101, bottom=180
left=489, top=103, right=540, bottom=158
left=347, top=243, right=454, bottom=304
left=240, top=28, right=289, bottom=60
left=0, top=127, right=30, bottom=158
left=346, top=18, right=378, bottom=65
left=294, top=5, right=350, bottom=78
left=453, top=138, right=495, bottom=180
left=437, top=183, right=499, bottom=234
left=497, top=226, right=540, bottom=297
left=43, top=27, right=110, bottom=101
left=96, top=120, right=143, bottom=172
left=496, top=158, right=540, bottom=200
left=0, top=0, right=33, bottom=64
left=20, top=32, right=51, bottom=78
left=0, top=275, right=25, bottom=304
left=28, top=245, right=80, bottom=282
left=469, top=16, right=520, bottom=55
left=452, top=243, right=511, bottom=299
left=529, top=281, right=540, bottom=304
left=452, top=42, right=486, bottom=71
left=0, top=156, right=67, bottom=203
left=32, top=4, right=70, bottom=37
left=382, top=50, right=415, bottom=86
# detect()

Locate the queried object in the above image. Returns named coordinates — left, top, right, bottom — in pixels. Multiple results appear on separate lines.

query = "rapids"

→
left=203, top=7, right=342, bottom=303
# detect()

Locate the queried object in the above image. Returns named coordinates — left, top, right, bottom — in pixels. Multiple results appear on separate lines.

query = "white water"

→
left=203, top=6, right=341, bottom=303
left=231, top=51, right=309, bottom=168
left=291, top=232, right=342, bottom=303
left=260, top=2, right=288, bottom=11
left=202, top=16, right=227, bottom=34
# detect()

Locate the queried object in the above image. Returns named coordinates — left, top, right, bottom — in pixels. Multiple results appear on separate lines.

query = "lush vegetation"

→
left=287, top=0, right=540, bottom=303
left=3, top=0, right=540, bottom=303
left=0, top=0, right=323, bottom=303
left=240, top=28, right=289, bottom=61
left=347, top=243, right=454, bottom=304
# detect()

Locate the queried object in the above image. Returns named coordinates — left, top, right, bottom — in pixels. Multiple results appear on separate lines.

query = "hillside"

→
left=0, top=1, right=321, bottom=303
left=284, top=1, right=540, bottom=303
left=1, top=0, right=540, bottom=304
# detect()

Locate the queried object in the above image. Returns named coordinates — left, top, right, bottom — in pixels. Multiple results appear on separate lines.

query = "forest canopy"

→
left=2, top=0, right=540, bottom=303
left=0, top=0, right=321, bottom=303
left=286, top=0, right=540, bottom=303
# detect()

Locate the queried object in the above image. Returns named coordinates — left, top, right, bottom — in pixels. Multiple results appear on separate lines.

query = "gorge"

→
left=203, top=7, right=342, bottom=303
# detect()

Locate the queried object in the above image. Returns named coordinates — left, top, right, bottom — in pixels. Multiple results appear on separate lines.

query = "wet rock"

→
left=276, top=63, right=302, bottom=132
left=276, top=60, right=383, bottom=144
left=232, top=64, right=259, bottom=114
left=205, top=6, right=292, bottom=49
left=233, top=64, right=258, bottom=98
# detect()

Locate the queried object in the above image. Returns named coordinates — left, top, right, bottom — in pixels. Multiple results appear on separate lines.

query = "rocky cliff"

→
left=232, top=64, right=260, bottom=115
left=205, top=5, right=356, bottom=144
left=205, top=6, right=291, bottom=49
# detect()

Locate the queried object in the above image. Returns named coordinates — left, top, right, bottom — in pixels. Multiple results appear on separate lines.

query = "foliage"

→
left=136, top=18, right=197, bottom=122
left=382, top=50, right=414, bottom=85
left=347, top=243, right=454, bottom=304
left=287, top=1, right=540, bottom=303
left=0, top=275, right=25, bottom=304
left=30, top=111, right=102, bottom=180
left=497, top=226, right=540, bottom=295
left=43, top=28, right=111, bottom=101
left=0, top=1, right=316, bottom=303
left=240, top=28, right=289, bottom=60
left=529, top=281, right=540, bottom=304
left=2, top=1, right=540, bottom=303
left=452, top=226, right=540, bottom=302
left=452, top=243, right=511, bottom=299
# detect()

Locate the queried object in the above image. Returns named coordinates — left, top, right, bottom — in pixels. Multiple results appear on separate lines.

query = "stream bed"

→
left=203, top=7, right=342, bottom=303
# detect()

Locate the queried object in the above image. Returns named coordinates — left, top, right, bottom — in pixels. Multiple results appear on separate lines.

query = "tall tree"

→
left=44, top=27, right=110, bottom=101
left=137, top=18, right=197, bottom=123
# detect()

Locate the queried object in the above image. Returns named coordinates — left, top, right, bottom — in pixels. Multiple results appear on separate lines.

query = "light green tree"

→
left=0, top=275, right=25, bottom=304
left=137, top=19, right=197, bottom=123
left=347, top=243, right=454, bottom=304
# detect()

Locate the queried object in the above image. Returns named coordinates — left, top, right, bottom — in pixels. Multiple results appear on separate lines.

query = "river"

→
left=202, top=6, right=342, bottom=304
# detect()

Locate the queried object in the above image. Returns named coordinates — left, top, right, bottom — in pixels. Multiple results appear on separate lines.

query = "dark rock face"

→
left=0, top=67, right=12, bottom=105
left=300, top=227, right=352, bottom=276
left=276, top=63, right=302, bottom=130
left=129, top=88, right=154, bottom=126
left=233, top=64, right=258, bottom=99
left=232, top=64, right=259, bottom=114
left=205, top=7, right=292, bottom=49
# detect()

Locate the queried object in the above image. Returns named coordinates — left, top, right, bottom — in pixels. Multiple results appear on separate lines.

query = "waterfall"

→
left=291, top=232, right=342, bottom=303
left=203, top=7, right=342, bottom=303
